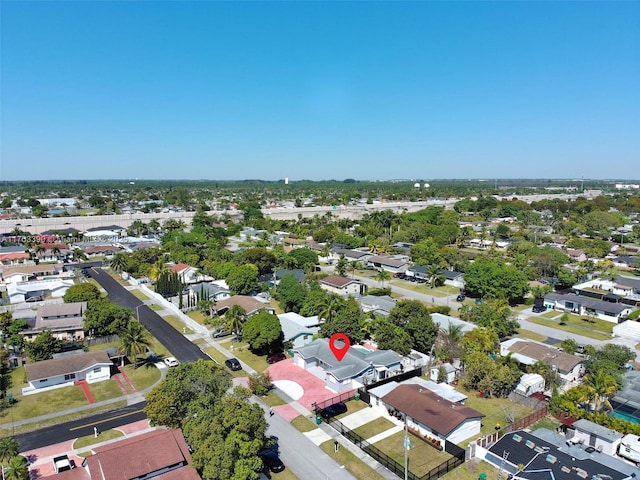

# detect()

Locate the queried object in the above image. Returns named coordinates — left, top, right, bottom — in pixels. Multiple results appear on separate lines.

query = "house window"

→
left=64, top=373, right=76, bottom=381
left=93, top=368, right=101, bottom=373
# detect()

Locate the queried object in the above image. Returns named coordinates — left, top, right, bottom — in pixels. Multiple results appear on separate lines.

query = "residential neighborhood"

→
left=0, top=180, right=640, bottom=480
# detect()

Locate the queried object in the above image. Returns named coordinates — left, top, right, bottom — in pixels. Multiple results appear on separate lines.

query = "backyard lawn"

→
left=461, top=389, right=534, bottom=438
left=319, top=440, right=386, bottom=480
left=374, top=431, right=450, bottom=477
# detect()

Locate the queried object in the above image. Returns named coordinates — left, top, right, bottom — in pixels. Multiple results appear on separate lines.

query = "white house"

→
left=23, top=350, right=112, bottom=395
left=381, top=384, right=484, bottom=445
left=568, top=419, right=623, bottom=456
left=319, top=275, right=364, bottom=298
left=6, top=278, right=74, bottom=303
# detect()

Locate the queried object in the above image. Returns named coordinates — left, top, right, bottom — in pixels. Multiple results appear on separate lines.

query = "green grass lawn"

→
left=461, top=389, right=534, bottom=438
left=525, top=315, right=612, bottom=341
left=73, top=429, right=124, bottom=449
left=320, top=440, right=386, bottom=480
left=87, top=340, right=120, bottom=352
left=202, top=347, right=245, bottom=377
left=87, top=379, right=123, bottom=402
left=8, top=384, right=91, bottom=421
left=187, top=310, right=209, bottom=325
left=541, top=310, right=560, bottom=319
left=130, top=290, right=150, bottom=301
left=290, top=415, right=318, bottom=433
left=441, top=460, right=498, bottom=480
left=150, top=304, right=163, bottom=311
left=227, top=341, right=269, bottom=373
left=374, top=431, right=450, bottom=477
left=517, top=329, right=548, bottom=343
left=123, top=363, right=162, bottom=390
left=352, top=418, right=397, bottom=440
left=160, top=314, right=193, bottom=334
left=261, top=390, right=287, bottom=407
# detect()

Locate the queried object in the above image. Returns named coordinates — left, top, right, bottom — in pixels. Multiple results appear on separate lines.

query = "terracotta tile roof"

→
left=85, top=429, right=198, bottom=480
left=24, top=350, right=111, bottom=382
left=0, top=252, right=30, bottom=261
left=320, top=275, right=359, bottom=288
left=170, top=263, right=191, bottom=273
left=383, top=384, right=484, bottom=436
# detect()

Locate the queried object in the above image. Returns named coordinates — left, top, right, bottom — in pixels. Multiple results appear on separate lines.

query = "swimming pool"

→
left=610, top=410, right=640, bottom=424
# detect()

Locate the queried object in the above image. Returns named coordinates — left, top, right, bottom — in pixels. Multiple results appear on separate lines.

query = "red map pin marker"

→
left=329, top=333, right=350, bottom=362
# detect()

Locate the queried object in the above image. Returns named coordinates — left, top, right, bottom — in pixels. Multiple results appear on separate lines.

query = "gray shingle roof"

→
left=294, top=338, right=402, bottom=381
left=545, top=292, right=630, bottom=315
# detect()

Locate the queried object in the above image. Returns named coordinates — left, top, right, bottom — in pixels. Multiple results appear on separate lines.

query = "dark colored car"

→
left=320, top=402, right=348, bottom=419
left=532, top=305, right=546, bottom=313
left=261, top=451, right=285, bottom=473
left=224, top=358, right=242, bottom=371
left=456, top=294, right=466, bottom=302
left=266, top=353, right=287, bottom=364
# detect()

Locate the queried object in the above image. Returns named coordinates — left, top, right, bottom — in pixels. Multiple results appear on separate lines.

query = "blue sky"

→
left=1, top=1, right=638, bottom=181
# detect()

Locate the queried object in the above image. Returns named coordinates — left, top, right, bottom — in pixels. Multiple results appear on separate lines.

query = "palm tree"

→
left=334, top=255, right=349, bottom=277
left=149, top=258, right=168, bottom=282
left=375, top=268, right=391, bottom=288
left=349, top=260, right=362, bottom=278
left=110, top=252, right=129, bottom=273
left=148, top=218, right=161, bottom=234
left=34, top=244, right=45, bottom=258
left=437, top=323, right=464, bottom=362
left=72, top=248, right=88, bottom=263
left=320, top=243, right=331, bottom=261
left=3, top=455, right=28, bottom=480
left=0, top=438, right=19, bottom=466
left=427, top=264, right=444, bottom=288
left=51, top=246, right=61, bottom=258
left=583, top=370, right=618, bottom=412
left=318, top=294, right=342, bottom=322
left=225, top=305, right=246, bottom=338
left=118, top=321, right=152, bottom=369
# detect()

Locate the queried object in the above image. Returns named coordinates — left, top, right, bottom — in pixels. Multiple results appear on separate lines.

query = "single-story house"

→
left=319, top=275, right=364, bottom=298
left=1, top=263, right=65, bottom=283
left=23, top=350, right=112, bottom=395
left=213, top=295, right=276, bottom=318
left=188, top=282, right=230, bottom=302
left=365, top=255, right=409, bottom=274
left=277, top=312, right=321, bottom=348
left=84, top=225, right=127, bottom=238
left=293, top=338, right=403, bottom=392
left=82, top=245, right=123, bottom=257
left=76, top=429, right=200, bottom=480
left=0, top=251, right=31, bottom=266
left=544, top=292, right=633, bottom=323
left=441, top=269, right=465, bottom=288
left=429, top=363, right=459, bottom=384
left=431, top=313, right=477, bottom=334
left=6, top=278, right=74, bottom=303
left=406, top=265, right=428, bottom=280
left=32, top=243, right=71, bottom=262
left=358, top=295, right=396, bottom=317
left=566, top=248, right=588, bottom=262
left=568, top=419, right=623, bottom=456
left=331, top=248, right=371, bottom=263
left=500, top=338, right=584, bottom=386
left=382, top=384, right=484, bottom=445
left=21, top=301, right=88, bottom=342
left=482, top=429, right=636, bottom=480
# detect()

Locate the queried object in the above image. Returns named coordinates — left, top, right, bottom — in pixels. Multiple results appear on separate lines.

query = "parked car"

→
left=532, top=305, right=546, bottom=313
left=320, top=402, right=348, bottom=419
left=266, top=353, right=287, bottom=364
left=456, top=294, right=466, bottom=302
left=225, top=358, right=242, bottom=371
left=164, top=357, right=179, bottom=367
left=211, top=327, right=231, bottom=338
left=260, top=451, right=285, bottom=473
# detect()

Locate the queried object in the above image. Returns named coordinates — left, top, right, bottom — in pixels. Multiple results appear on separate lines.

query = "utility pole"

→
left=404, top=415, right=409, bottom=480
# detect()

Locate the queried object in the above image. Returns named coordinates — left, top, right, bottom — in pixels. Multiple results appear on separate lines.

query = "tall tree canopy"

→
left=63, top=283, right=101, bottom=303
left=463, top=257, right=529, bottom=302
left=242, top=311, right=283, bottom=354
left=388, top=300, right=438, bottom=354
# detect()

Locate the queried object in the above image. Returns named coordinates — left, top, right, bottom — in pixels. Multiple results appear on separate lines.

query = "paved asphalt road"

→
left=91, top=268, right=208, bottom=363
left=261, top=405, right=355, bottom=480
left=15, top=402, right=147, bottom=452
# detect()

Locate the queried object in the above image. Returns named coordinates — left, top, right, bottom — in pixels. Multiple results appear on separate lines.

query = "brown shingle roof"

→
left=37, top=302, right=87, bottom=320
left=383, top=384, right=484, bottom=436
left=85, top=429, right=198, bottom=480
left=508, top=341, right=582, bottom=374
left=24, top=350, right=111, bottom=382
left=214, top=295, right=273, bottom=315
left=320, top=275, right=359, bottom=288
left=1, top=264, right=63, bottom=277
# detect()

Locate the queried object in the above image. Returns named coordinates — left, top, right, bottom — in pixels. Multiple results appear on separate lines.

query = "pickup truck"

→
left=53, top=455, right=74, bottom=473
